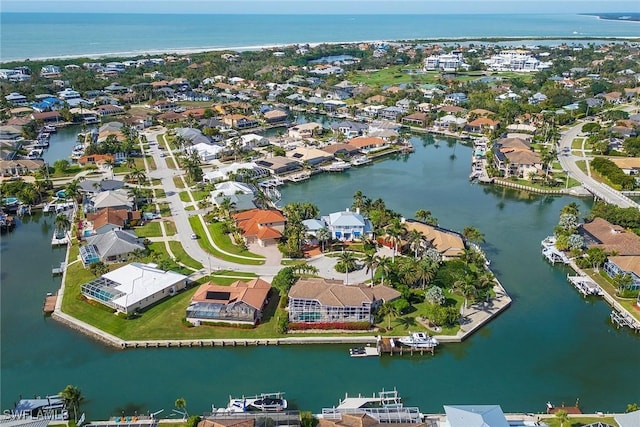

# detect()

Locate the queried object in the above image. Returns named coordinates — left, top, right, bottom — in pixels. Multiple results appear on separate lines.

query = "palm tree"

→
left=218, top=197, right=236, bottom=219
left=363, top=252, right=379, bottom=283
left=462, top=226, right=485, bottom=245
left=406, top=229, right=425, bottom=258
left=376, top=256, right=393, bottom=286
left=380, top=301, right=399, bottom=330
left=174, top=397, right=188, bottom=419
left=337, top=251, right=357, bottom=285
left=385, top=219, right=406, bottom=262
left=55, top=213, right=71, bottom=237
left=415, top=258, right=437, bottom=289
left=555, top=409, right=569, bottom=427
left=316, top=227, right=331, bottom=252
left=64, top=179, right=80, bottom=203
left=60, top=385, right=83, bottom=422
left=415, top=209, right=437, bottom=226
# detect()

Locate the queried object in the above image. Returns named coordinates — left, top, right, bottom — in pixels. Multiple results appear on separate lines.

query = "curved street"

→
left=141, top=129, right=374, bottom=282
left=557, top=107, right=640, bottom=210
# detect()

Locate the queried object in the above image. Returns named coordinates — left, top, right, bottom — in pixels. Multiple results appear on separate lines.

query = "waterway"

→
left=1, top=136, right=638, bottom=419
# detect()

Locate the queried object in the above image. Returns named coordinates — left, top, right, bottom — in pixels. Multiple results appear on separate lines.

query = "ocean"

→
left=1, top=13, right=639, bottom=62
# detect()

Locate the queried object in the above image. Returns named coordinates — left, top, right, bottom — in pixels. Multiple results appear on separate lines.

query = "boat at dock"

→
left=43, top=125, right=57, bottom=133
left=350, top=155, right=371, bottom=166
left=286, top=171, right=310, bottom=183
left=397, top=332, right=439, bottom=349
left=225, top=392, right=287, bottom=412
left=322, top=160, right=351, bottom=172
left=318, top=389, right=422, bottom=423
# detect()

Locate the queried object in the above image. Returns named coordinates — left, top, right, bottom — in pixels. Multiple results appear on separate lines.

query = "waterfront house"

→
left=492, top=137, right=541, bottom=179
left=263, top=109, right=288, bottom=124
left=287, top=277, right=400, bottom=324
left=403, top=219, right=465, bottom=259
left=255, top=156, right=302, bottom=175
left=434, top=114, right=467, bottom=130
left=379, top=106, right=404, bottom=121
left=82, top=229, right=145, bottom=264
left=580, top=217, right=640, bottom=256
left=288, top=122, right=323, bottom=139
left=319, top=143, right=361, bottom=158
left=465, top=117, right=500, bottom=134
left=239, top=133, right=270, bottom=149
left=402, top=112, right=428, bottom=127
left=5, top=92, right=28, bottom=106
left=186, top=278, right=272, bottom=326
left=80, top=262, right=188, bottom=314
left=223, top=114, right=259, bottom=130
left=330, top=121, right=368, bottom=138
left=233, top=208, right=286, bottom=247
left=31, top=111, right=61, bottom=123
left=347, top=136, right=387, bottom=153
left=321, top=208, right=372, bottom=241
left=604, top=256, right=640, bottom=291
left=286, top=146, right=334, bottom=166
left=77, top=154, right=116, bottom=166
left=202, top=162, right=269, bottom=183
left=443, top=405, right=509, bottom=427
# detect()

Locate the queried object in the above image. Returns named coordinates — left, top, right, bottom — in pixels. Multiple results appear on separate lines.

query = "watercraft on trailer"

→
left=226, top=392, right=287, bottom=412
left=397, top=332, right=439, bottom=349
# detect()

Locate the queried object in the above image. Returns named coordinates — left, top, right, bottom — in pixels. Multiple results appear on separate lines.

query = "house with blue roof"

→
left=442, top=405, right=510, bottom=427
left=321, top=208, right=372, bottom=241
left=31, top=97, right=63, bottom=112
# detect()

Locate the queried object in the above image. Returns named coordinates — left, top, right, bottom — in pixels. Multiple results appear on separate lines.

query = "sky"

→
left=2, top=0, right=639, bottom=14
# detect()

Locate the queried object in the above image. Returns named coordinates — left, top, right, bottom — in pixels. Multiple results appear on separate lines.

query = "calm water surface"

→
left=1, top=138, right=638, bottom=418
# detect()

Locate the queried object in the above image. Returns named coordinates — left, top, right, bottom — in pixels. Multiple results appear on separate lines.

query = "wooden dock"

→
left=43, top=294, right=57, bottom=314
left=377, top=337, right=435, bottom=356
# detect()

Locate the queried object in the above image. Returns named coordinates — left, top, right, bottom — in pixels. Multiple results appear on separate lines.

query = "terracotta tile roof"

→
left=404, top=220, right=465, bottom=257
left=86, top=207, right=130, bottom=230
left=467, top=117, right=499, bottom=127
left=347, top=136, right=386, bottom=148
left=289, top=278, right=399, bottom=307
left=582, top=217, right=640, bottom=256
left=439, top=105, right=466, bottom=114
left=191, top=278, right=271, bottom=310
left=233, top=209, right=285, bottom=241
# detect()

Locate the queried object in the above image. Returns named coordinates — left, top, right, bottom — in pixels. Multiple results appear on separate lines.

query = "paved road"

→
left=141, top=129, right=372, bottom=282
left=558, top=115, right=640, bottom=210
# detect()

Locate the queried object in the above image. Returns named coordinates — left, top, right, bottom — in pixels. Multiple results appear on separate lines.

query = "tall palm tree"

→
left=376, top=256, right=393, bottom=286
left=64, top=179, right=80, bottom=203
left=60, top=385, right=83, bottom=422
left=381, top=301, right=399, bottom=330
left=406, top=229, right=425, bottom=258
left=415, top=258, right=437, bottom=289
left=363, top=252, right=379, bottom=283
left=316, top=227, right=331, bottom=252
left=385, top=219, right=406, bottom=262
left=415, top=209, right=438, bottom=226
left=174, top=397, right=188, bottom=419
left=55, top=213, right=71, bottom=237
left=337, top=250, right=357, bottom=285
left=462, top=226, right=485, bottom=245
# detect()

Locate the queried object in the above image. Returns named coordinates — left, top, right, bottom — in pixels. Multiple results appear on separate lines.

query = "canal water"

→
left=1, top=135, right=638, bottom=419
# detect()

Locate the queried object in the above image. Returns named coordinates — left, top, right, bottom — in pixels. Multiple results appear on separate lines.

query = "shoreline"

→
left=3, top=35, right=640, bottom=64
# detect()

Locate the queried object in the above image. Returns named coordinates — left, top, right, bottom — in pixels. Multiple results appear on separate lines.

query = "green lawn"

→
left=179, top=191, right=193, bottom=203
left=190, top=190, right=209, bottom=201
left=165, top=157, right=177, bottom=169
left=540, top=417, right=618, bottom=427
left=113, top=157, right=146, bottom=174
left=185, top=206, right=195, bottom=211
left=584, top=269, right=640, bottom=322
left=50, top=165, right=90, bottom=178
left=173, top=176, right=185, bottom=189
left=168, top=241, right=203, bottom=270
left=575, top=160, right=588, bottom=174
left=135, top=221, right=162, bottom=238
left=571, top=137, right=585, bottom=149
left=155, top=189, right=166, bottom=199
left=164, top=221, right=177, bottom=235
left=188, top=216, right=264, bottom=265
left=146, top=155, right=157, bottom=171
left=208, top=221, right=265, bottom=261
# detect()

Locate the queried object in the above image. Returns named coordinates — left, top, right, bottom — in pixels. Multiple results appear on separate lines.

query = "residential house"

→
left=263, top=109, right=288, bottom=124
left=255, top=156, right=302, bottom=175
left=84, top=207, right=139, bottom=236
left=211, top=181, right=256, bottom=213
left=379, top=106, right=404, bottom=121
left=239, top=133, right=270, bottom=149
left=286, top=147, right=334, bottom=166
left=465, top=117, right=500, bottom=134
left=82, top=229, right=145, bottom=264
left=434, top=114, right=467, bottom=130
left=403, top=219, right=465, bottom=259
left=86, top=189, right=133, bottom=212
left=492, top=137, right=541, bottom=178
left=581, top=217, right=640, bottom=256
left=94, top=104, right=124, bottom=117
left=319, top=143, right=361, bottom=158
left=202, top=162, right=269, bottom=183
left=186, top=278, right=272, bottom=325
left=604, top=256, right=640, bottom=291
left=5, top=93, right=28, bottom=106
left=77, top=154, right=116, bottom=166
left=287, top=277, right=400, bottom=324
left=31, top=111, right=61, bottom=123
left=444, top=92, right=468, bottom=105
left=330, top=121, right=368, bottom=138
left=233, top=208, right=286, bottom=247
left=347, top=136, right=387, bottom=153
left=443, top=405, right=510, bottom=427
left=187, top=143, right=224, bottom=162
left=0, top=159, right=44, bottom=177
left=223, top=114, right=259, bottom=130
left=80, top=262, right=188, bottom=314
left=402, top=112, right=428, bottom=127
left=321, top=208, right=372, bottom=241
left=288, top=122, right=323, bottom=139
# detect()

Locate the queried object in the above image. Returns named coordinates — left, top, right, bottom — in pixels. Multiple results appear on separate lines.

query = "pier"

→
left=610, top=310, right=640, bottom=332
left=52, top=262, right=66, bottom=276
left=43, top=294, right=57, bottom=314
left=377, top=337, right=435, bottom=356
left=567, top=275, right=603, bottom=297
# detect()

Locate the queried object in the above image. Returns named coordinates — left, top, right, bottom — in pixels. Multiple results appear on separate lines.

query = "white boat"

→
left=322, top=160, right=351, bottom=172
left=397, top=332, right=439, bottom=348
left=350, top=155, right=371, bottom=166
left=226, top=392, right=287, bottom=412
left=43, top=125, right=57, bottom=133
left=287, top=171, right=310, bottom=182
